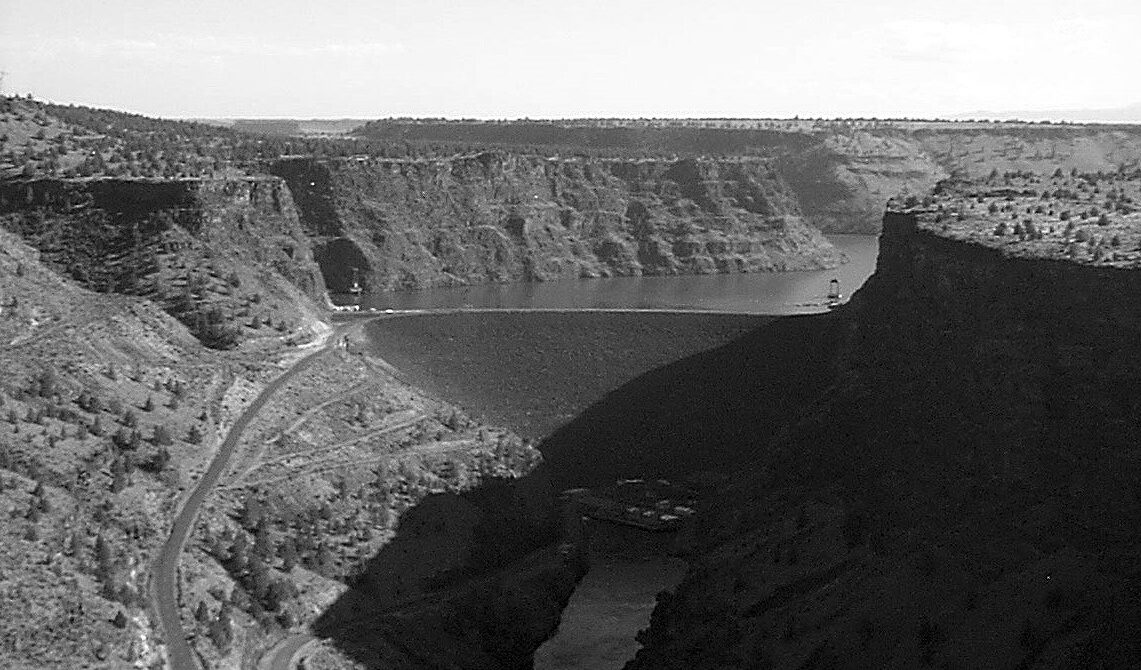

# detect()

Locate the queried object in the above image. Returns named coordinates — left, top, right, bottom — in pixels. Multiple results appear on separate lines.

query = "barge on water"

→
left=561, top=479, right=697, bottom=532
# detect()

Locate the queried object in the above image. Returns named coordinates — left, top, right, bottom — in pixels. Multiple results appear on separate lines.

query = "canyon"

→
left=4, top=98, right=1141, bottom=669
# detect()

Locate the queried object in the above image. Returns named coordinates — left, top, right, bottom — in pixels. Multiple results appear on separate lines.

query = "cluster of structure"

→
left=562, top=479, right=697, bottom=531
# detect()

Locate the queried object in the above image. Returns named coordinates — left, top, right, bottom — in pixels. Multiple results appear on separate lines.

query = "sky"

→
left=1, top=0, right=1140, bottom=120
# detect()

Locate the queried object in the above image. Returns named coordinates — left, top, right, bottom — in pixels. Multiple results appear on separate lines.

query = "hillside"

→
left=0, top=225, right=241, bottom=667
left=0, top=98, right=574, bottom=669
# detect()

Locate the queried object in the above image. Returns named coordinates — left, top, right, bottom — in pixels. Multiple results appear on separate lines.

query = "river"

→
left=360, top=235, right=879, bottom=315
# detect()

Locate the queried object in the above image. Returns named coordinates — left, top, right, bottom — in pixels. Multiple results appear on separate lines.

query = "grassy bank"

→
left=364, top=312, right=774, bottom=441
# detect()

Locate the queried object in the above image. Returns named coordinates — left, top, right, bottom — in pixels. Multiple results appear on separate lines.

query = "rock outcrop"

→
left=271, top=153, right=842, bottom=292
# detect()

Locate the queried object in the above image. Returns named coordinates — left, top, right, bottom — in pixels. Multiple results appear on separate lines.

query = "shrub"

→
left=153, top=424, right=172, bottom=446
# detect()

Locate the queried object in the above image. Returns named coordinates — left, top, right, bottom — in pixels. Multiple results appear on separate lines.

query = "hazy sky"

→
left=2, top=0, right=1139, bottom=119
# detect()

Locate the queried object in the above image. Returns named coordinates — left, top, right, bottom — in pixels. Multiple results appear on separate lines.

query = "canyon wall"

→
left=356, top=122, right=1141, bottom=235
left=270, top=153, right=842, bottom=293
left=614, top=212, right=1141, bottom=668
left=0, top=176, right=326, bottom=347
left=798, top=127, right=1141, bottom=233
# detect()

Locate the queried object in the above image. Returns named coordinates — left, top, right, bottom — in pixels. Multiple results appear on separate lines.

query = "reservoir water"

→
left=363, top=235, right=881, bottom=670
left=362, top=235, right=879, bottom=315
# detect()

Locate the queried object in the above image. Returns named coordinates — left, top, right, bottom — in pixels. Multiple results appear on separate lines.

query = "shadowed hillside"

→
left=624, top=212, right=1141, bottom=669
left=538, top=314, right=842, bottom=488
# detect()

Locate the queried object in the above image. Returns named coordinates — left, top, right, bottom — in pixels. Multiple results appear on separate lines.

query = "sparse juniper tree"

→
left=240, top=497, right=265, bottom=531
left=280, top=538, right=299, bottom=572
left=249, top=558, right=271, bottom=601
left=65, top=530, right=81, bottom=556
left=195, top=601, right=210, bottom=624
left=95, top=533, right=113, bottom=579
left=150, top=447, right=171, bottom=471
left=209, top=602, right=233, bottom=651
left=152, top=424, right=172, bottom=446
left=253, top=521, right=273, bottom=560
left=229, top=532, right=251, bottom=574
left=111, top=458, right=128, bottom=493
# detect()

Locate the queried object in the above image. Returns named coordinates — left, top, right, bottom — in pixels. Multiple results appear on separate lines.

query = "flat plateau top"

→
left=892, top=170, right=1141, bottom=268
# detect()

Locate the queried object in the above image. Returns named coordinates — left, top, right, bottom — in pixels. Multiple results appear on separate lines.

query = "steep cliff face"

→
left=623, top=213, right=1141, bottom=669
left=0, top=176, right=326, bottom=347
left=782, top=127, right=1141, bottom=233
left=355, top=121, right=1141, bottom=235
left=271, top=154, right=842, bottom=292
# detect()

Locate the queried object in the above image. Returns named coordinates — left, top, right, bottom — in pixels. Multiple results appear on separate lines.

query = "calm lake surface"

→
left=362, top=235, right=879, bottom=315
left=364, top=235, right=880, bottom=670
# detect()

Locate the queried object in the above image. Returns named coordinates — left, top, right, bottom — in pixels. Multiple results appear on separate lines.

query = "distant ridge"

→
left=949, top=102, right=1141, bottom=124
left=184, top=118, right=370, bottom=136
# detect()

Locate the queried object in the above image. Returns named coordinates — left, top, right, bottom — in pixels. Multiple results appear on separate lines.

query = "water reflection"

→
left=357, top=235, right=879, bottom=315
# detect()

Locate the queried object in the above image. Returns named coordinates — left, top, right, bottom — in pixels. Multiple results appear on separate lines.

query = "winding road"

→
left=150, top=327, right=341, bottom=670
